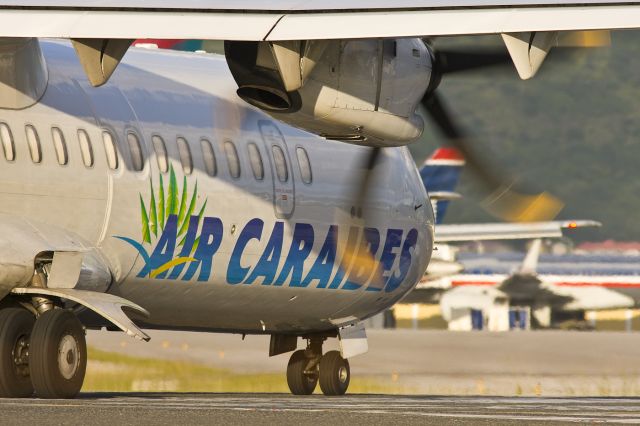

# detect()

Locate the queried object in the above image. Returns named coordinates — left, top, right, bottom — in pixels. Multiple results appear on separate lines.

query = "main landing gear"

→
left=0, top=305, right=86, bottom=399
left=286, top=337, right=350, bottom=396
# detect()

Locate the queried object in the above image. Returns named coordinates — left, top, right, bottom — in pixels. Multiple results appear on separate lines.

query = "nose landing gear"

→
left=285, top=336, right=351, bottom=396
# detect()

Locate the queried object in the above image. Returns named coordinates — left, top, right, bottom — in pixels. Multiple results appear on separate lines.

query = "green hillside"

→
left=408, top=30, right=640, bottom=241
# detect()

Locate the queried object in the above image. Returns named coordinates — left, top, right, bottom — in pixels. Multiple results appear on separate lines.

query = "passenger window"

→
left=0, top=123, right=15, bottom=161
left=25, top=125, right=41, bottom=163
left=200, top=139, right=216, bottom=177
left=224, top=141, right=240, bottom=179
left=271, top=145, right=288, bottom=182
left=152, top=135, right=168, bottom=173
left=296, top=147, right=312, bottom=184
left=78, top=129, right=93, bottom=168
left=102, top=130, right=118, bottom=170
left=51, top=127, right=68, bottom=165
left=177, top=137, right=193, bottom=175
left=127, top=132, right=144, bottom=172
left=247, top=142, right=264, bottom=180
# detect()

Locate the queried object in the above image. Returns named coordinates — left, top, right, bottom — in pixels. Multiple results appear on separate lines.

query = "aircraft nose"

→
left=411, top=163, right=435, bottom=233
left=401, top=151, right=435, bottom=292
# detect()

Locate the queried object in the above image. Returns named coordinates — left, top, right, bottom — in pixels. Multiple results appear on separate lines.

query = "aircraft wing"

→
left=434, top=220, right=601, bottom=243
left=3, top=1, right=640, bottom=40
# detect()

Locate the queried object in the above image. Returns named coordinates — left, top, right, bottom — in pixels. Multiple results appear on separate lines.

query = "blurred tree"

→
left=408, top=30, right=640, bottom=242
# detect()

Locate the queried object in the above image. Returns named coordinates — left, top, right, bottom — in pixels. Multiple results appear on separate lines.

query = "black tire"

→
left=286, top=350, right=318, bottom=395
left=30, top=309, right=86, bottom=399
left=0, top=308, right=35, bottom=398
left=319, top=351, right=350, bottom=396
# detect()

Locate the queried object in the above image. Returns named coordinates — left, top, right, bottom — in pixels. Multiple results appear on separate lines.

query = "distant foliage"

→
left=409, top=31, right=640, bottom=241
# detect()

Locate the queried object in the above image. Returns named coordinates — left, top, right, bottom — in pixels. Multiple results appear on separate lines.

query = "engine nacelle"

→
left=225, top=39, right=432, bottom=146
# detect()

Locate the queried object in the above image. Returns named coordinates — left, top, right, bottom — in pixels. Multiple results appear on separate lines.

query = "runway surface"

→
left=2, top=394, right=640, bottom=425
left=87, top=329, right=640, bottom=396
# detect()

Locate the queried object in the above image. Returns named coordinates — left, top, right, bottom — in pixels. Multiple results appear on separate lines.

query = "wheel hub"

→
left=58, top=335, right=80, bottom=380
left=338, top=366, right=348, bottom=383
left=11, top=335, right=30, bottom=378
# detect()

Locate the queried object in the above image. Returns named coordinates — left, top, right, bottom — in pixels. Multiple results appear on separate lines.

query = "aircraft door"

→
left=80, top=84, right=153, bottom=283
left=259, top=121, right=295, bottom=218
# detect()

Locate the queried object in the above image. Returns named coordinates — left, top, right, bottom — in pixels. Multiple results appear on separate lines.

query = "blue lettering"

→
left=343, top=227, right=380, bottom=290
left=138, top=214, right=178, bottom=278
left=385, top=228, right=418, bottom=292
left=367, top=228, right=403, bottom=291
left=245, top=222, right=284, bottom=285
left=227, top=218, right=264, bottom=284
left=328, top=226, right=360, bottom=289
left=275, top=223, right=314, bottom=287
left=182, top=217, right=223, bottom=282
left=302, top=225, right=337, bottom=289
left=168, top=215, right=201, bottom=280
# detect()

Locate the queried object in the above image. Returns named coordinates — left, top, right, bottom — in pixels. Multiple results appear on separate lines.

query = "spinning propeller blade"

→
left=421, top=92, right=563, bottom=222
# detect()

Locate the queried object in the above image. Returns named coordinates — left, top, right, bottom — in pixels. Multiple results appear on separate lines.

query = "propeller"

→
left=330, top=145, right=383, bottom=289
left=335, top=32, right=608, bottom=283
left=344, top=31, right=607, bottom=237
left=421, top=43, right=565, bottom=222
left=421, top=92, right=563, bottom=222
left=433, top=49, right=513, bottom=75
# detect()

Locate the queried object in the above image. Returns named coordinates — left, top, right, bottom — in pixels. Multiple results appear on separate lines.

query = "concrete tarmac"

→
left=13, top=330, right=639, bottom=424
left=2, top=394, right=640, bottom=425
left=87, top=329, right=640, bottom=396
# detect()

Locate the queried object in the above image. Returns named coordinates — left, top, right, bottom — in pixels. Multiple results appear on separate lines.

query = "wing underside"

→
left=2, top=1, right=640, bottom=40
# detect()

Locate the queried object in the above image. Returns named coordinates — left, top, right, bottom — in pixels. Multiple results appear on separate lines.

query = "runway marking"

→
left=1, top=395, right=640, bottom=422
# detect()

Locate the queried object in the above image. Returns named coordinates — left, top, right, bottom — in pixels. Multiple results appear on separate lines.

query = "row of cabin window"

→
left=153, top=135, right=312, bottom=184
left=0, top=122, right=313, bottom=184
left=0, top=122, right=118, bottom=169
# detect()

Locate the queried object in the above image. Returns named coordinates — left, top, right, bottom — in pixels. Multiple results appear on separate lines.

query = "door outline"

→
left=258, top=121, right=295, bottom=218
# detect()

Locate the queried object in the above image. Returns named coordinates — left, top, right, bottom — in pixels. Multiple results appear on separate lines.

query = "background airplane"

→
left=411, top=149, right=611, bottom=328
left=417, top=148, right=601, bottom=279
left=446, top=240, right=640, bottom=328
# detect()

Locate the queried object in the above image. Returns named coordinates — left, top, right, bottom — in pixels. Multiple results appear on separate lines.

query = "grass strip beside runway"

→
left=83, top=347, right=408, bottom=394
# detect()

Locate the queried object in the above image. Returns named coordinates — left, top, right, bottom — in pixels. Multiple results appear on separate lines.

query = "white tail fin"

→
left=520, top=238, right=542, bottom=274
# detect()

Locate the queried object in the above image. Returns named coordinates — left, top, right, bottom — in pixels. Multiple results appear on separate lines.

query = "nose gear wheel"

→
left=319, top=351, right=350, bottom=396
left=286, top=349, right=318, bottom=395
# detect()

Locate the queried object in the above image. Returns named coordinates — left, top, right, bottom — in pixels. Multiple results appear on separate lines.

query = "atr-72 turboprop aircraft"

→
left=0, top=1, right=639, bottom=399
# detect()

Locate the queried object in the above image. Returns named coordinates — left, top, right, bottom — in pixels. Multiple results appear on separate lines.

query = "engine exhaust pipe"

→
left=236, top=85, right=292, bottom=112
left=225, top=40, right=301, bottom=113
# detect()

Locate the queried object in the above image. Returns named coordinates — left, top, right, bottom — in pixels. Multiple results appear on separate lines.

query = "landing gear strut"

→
left=285, top=336, right=351, bottom=396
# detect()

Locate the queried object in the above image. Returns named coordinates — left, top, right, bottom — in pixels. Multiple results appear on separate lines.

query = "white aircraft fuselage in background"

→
left=0, top=40, right=432, bottom=334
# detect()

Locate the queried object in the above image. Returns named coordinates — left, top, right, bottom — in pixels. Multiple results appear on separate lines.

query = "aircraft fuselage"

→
left=0, top=40, right=433, bottom=334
